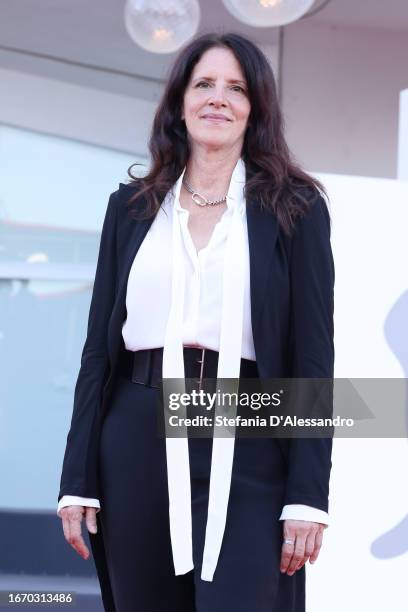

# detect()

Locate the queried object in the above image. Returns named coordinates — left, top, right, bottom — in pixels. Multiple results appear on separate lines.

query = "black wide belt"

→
left=117, top=345, right=258, bottom=389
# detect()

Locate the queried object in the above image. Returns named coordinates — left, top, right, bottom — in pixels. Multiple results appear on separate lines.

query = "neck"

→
left=184, top=146, right=242, bottom=198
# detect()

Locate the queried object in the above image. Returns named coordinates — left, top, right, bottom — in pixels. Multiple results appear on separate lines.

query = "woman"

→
left=57, top=32, right=334, bottom=612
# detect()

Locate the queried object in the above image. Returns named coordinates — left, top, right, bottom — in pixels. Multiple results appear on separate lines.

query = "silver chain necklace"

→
left=182, top=177, right=227, bottom=207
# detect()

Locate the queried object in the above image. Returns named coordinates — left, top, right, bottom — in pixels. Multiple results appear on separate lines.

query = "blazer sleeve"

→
left=283, top=190, right=335, bottom=512
left=58, top=190, right=119, bottom=502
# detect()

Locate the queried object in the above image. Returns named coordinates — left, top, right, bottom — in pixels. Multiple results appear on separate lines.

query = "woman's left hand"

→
left=280, top=519, right=326, bottom=575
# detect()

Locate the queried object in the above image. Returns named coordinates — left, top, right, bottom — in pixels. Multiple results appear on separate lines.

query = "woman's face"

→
left=181, top=47, right=251, bottom=153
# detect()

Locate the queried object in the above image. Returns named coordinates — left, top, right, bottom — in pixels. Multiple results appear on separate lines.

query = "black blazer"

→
left=58, top=181, right=335, bottom=515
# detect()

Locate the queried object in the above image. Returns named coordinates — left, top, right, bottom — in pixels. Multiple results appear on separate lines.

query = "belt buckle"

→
left=195, top=348, right=206, bottom=392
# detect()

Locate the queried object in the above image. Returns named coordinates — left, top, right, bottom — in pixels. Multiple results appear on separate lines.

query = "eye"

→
left=195, top=81, right=246, bottom=93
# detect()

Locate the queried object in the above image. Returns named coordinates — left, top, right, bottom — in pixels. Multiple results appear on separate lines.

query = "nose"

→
left=208, top=86, right=227, bottom=106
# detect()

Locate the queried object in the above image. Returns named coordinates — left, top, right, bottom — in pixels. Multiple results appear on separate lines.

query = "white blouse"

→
left=121, top=161, right=256, bottom=358
left=57, top=158, right=330, bottom=576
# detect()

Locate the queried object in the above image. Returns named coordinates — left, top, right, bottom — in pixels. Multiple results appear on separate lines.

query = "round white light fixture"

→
left=124, top=0, right=201, bottom=54
left=221, top=0, right=315, bottom=27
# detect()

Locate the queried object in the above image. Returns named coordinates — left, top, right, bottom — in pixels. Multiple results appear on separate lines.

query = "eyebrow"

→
left=192, top=76, right=247, bottom=86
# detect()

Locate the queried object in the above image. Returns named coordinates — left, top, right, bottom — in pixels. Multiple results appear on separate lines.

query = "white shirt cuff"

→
left=57, top=495, right=101, bottom=517
left=279, top=504, right=329, bottom=526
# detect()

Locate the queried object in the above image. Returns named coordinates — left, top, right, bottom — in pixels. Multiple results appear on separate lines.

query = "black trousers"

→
left=97, top=353, right=305, bottom=612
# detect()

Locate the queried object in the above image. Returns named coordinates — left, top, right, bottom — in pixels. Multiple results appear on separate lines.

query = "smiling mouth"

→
left=201, top=116, right=231, bottom=122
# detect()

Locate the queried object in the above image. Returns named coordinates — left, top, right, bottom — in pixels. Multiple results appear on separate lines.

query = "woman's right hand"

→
left=59, top=505, right=98, bottom=560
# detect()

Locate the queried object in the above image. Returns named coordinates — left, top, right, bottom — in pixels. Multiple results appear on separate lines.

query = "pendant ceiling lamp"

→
left=124, top=0, right=200, bottom=53
left=221, top=0, right=315, bottom=27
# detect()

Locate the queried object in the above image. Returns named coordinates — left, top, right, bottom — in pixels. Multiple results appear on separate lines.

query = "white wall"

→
left=282, top=21, right=408, bottom=179
left=0, top=68, right=156, bottom=156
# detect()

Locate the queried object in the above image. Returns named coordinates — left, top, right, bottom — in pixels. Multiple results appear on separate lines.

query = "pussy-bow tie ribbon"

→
left=162, top=157, right=247, bottom=582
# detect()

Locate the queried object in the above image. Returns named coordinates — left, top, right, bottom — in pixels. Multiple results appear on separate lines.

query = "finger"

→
left=280, top=524, right=296, bottom=572
left=297, top=529, right=317, bottom=570
left=310, top=527, right=324, bottom=564
left=61, top=514, right=71, bottom=544
left=280, top=538, right=295, bottom=573
left=67, top=510, right=89, bottom=559
left=85, top=507, right=98, bottom=534
left=287, top=535, right=306, bottom=575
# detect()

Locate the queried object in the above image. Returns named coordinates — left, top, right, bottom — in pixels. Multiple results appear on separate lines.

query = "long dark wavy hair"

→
left=125, top=32, right=329, bottom=237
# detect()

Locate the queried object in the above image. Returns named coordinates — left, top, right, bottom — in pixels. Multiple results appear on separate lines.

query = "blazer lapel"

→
left=117, top=218, right=156, bottom=305
left=108, top=199, right=157, bottom=364
left=246, top=198, right=279, bottom=353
